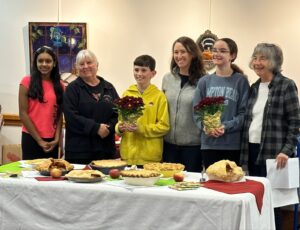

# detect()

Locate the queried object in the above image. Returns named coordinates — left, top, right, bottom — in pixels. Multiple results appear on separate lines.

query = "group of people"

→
left=19, top=37, right=300, bottom=230
left=19, top=37, right=300, bottom=173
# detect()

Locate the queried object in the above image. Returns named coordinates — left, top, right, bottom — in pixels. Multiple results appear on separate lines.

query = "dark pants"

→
left=201, top=149, right=240, bottom=169
left=248, top=143, right=282, bottom=230
left=65, top=151, right=114, bottom=165
left=248, top=143, right=267, bottom=177
left=21, top=132, right=59, bottom=160
left=163, top=141, right=202, bottom=172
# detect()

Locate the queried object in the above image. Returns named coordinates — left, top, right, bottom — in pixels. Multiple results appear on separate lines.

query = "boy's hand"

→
left=118, top=123, right=137, bottom=133
left=126, top=123, right=138, bottom=132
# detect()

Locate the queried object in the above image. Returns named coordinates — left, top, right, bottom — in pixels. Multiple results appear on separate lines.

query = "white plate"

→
left=66, top=176, right=103, bottom=183
left=207, top=174, right=245, bottom=183
left=123, top=175, right=161, bottom=186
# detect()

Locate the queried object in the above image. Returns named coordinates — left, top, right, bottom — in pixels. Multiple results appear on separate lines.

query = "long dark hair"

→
left=170, top=36, right=206, bottom=85
left=217, top=38, right=244, bottom=74
left=29, top=46, right=63, bottom=125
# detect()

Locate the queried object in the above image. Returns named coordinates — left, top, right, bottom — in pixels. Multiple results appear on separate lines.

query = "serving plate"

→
left=39, top=170, right=70, bottom=176
left=122, top=175, right=161, bottom=186
left=89, top=164, right=127, bottom=175
left=206, top=173, right=246, bottom=183
left=66, top=176, right=103, bottom=183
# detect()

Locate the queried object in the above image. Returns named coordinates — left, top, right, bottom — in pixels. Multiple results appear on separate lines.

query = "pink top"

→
left=20, top=76, right=64, bottom=138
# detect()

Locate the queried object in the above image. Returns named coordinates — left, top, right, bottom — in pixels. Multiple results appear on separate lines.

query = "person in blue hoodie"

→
left=193, top=38, right=249, bottom=169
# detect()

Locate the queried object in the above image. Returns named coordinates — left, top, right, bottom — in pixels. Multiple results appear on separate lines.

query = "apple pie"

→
left=65, top=170, right=105, bottom=178
left=144, top=163, right=185, bottom=171
left=206, top=160, right=245, bottom=182
left=120, top=169, right=161, bottom=178
left=90, top=160, right=127, bottom=168
left=35, top=158, right=74, bottom=172
left=25, top=158, right=49, bottom=165
left=143, top=163, right=185, bottom=177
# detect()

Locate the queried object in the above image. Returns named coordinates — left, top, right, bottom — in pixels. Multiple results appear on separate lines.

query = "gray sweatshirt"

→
left=162, top=72, right=201, bottom=146
left=193, top=72, right=249, bottom=150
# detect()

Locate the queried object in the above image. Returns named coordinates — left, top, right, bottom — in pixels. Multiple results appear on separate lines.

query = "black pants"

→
left=21, top=132, right=59, bottom=160
left=65, top=151, right=114, bottom=165
left=163, top=142, right=202, bottom=172
left=201, top=149, right=240, bottom=169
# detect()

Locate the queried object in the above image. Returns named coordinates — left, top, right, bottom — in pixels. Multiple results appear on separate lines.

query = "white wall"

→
left=1, top=0, right=300, bottom=144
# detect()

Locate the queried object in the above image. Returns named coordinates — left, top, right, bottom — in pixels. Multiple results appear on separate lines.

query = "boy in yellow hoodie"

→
left=115, top=55, right=170, bottom=166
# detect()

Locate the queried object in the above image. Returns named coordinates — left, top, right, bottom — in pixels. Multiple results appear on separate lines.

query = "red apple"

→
left=50, top=168, right=62, bottom=178
left=173, top=173, right=184, bottom=182
left=109, top=169, right=120, bottom=179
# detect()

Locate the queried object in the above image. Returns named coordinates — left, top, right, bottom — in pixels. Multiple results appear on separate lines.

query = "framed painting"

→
left=28, top=22, right=87, bottom=74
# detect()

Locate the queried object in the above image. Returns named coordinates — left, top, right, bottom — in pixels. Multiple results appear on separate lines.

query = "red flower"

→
left=194, top=96, right=225, bottom=121
left=114, top=96, right=145, bottom=121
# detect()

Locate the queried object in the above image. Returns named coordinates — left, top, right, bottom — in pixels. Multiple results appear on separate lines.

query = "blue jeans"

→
left=163, top=142, right=202, bottom=172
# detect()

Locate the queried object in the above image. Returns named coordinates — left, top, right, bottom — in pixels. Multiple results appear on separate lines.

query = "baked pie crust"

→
left=25, top=158, right=49, bottom=165
left=91, top=160, right=127, bottom=168
left=206, top=160, right=245, bottom=182
left=120, top=169, right=161, bottom=178
left=65, top=170, right=105, bottom=179
left=35, top=158, right=74, bottom=172
left=143, top=162, right=185, bottom=171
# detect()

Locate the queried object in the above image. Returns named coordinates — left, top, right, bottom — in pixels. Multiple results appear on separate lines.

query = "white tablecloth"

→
left=0, top=173, right=275, bottom=230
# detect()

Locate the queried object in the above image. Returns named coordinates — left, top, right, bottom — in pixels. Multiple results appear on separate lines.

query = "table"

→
left=0, top=168, right=275, bottom=230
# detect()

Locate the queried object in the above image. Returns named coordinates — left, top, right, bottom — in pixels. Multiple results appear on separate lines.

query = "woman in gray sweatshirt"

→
left=162, top=36, right=206, bottom=172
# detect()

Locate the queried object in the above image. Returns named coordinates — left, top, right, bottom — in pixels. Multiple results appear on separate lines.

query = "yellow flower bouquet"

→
left=194, top=96, right=225, bottom=133
left=114, top=96, right=144, bottom=125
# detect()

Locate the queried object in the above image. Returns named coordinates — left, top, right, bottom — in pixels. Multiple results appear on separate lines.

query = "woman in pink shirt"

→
left=19, top=46, right=64, bottom=159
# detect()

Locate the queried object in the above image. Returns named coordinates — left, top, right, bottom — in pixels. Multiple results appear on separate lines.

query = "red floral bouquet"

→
left=194, top=96, right=225, bottom=133
left=114, top=96, right=144, bottom=124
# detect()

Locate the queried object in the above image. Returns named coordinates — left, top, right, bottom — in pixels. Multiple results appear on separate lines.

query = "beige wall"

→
left=0, top=0, right=299, bottom=144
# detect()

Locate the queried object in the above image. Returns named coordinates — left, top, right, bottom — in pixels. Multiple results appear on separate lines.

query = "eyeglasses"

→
left=211, top=48, right=230, bottom=54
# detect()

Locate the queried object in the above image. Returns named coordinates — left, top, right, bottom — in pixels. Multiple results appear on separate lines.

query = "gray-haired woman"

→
left=241, top=43, right=300, bottom=230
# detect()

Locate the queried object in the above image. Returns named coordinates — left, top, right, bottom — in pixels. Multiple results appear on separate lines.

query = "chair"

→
left=293, top=136, right=300, bottom=230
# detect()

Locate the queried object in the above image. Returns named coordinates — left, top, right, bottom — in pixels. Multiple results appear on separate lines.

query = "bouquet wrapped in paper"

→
left=114, top=96, right=144, bottom=125
left=194, top=96, right=225, bottom=133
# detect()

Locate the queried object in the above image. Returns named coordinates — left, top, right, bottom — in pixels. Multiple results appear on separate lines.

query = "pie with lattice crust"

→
left=120, top=169, right=161, bottom=178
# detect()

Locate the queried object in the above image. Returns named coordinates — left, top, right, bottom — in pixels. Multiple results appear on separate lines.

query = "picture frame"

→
left=28, top=22, right=87, bottom=74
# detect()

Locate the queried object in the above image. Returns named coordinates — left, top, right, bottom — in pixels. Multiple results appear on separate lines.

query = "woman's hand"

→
left=205, top=125, right=225, bottom=138
left=37, top=139, right=52, bottom=153
left=98, top=124, right=110, bottom=138
left=275, top=152, right=289, bottom=169
left=43, top=140, right=59, bottom=153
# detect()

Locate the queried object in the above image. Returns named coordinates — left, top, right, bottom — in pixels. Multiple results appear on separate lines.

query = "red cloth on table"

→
left=203, top=179, right=264, bottom=213
left=35, top=177, right=67, bottom=181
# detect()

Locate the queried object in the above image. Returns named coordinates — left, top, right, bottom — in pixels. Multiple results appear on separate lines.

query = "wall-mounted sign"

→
left=196, top=30, right=218, bottom=71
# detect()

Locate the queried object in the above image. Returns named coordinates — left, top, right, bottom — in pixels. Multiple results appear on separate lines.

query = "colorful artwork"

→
left=29, top=22, right=87, bottom=74
left=196, top=30, right=218, bottom=71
